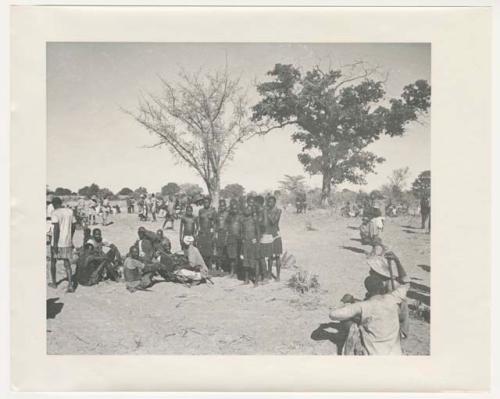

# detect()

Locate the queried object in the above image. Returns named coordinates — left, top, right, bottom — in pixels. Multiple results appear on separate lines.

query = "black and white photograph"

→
left=45, top=42, right=431, bottom=356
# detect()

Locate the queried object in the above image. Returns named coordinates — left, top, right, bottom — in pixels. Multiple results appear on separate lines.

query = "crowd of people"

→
left=46, top=189, right=429, bottom=356
left=46, top=192, right=284, bottom=294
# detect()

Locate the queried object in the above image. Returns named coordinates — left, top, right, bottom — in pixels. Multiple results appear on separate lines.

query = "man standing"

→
left=215, top=199, right=229, bottom=272
left=420, top=195, right=431, bottom=232
left=197, top=197, right=216, bottom=270
left=179, top=205, right=197, bottom=249
left=49, top=197, right=76, bottom=292
left=150, top=194, right=157, bottom=222
left=261, top=196, right=283, bottom=281
left=225, top=201, right=242, bottom=278
left=241, top=205, right=261, bottom=286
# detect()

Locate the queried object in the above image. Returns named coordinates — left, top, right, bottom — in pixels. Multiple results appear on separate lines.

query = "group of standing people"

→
left=134, top=194, right=177, bottom=229
left=179, top=195, right=283, bottom=286
left=46, top=192, right=284, bottom=292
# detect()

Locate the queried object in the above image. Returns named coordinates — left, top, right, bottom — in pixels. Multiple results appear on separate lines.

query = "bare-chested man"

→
left=241, top=205, right=261, bottom=286
left=261, top=195, right=283, bottom=281
left=225, top=201, right=242, bottom=278
left=197, top=197, right=216, bottom=270
left=179, top=205, right=197, bottom=249
left=215, top=199, right=229, bottom=272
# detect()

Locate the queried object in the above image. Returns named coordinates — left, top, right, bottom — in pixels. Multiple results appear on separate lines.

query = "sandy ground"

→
left=47, top=209, right=430, bottom=355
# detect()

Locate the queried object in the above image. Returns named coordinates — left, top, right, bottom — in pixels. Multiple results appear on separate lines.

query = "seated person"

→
left=173, top=236, right=209, bottom=285
left=123, top=246, right=164, bottom=293
left=134, top=226, right=156, bottom=262
left=366, top=246, right=410, bottom=338
left=155, top=229, right=172, bottom=255
left=75, top=239, right=119, bottom=287
left=330, top=251, right=410, bottom=355
left=91, top=228, right=122, bottom=280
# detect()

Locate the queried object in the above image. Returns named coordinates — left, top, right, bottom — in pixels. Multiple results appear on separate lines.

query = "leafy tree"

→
left=179, top=183, right=204, bottom=199
left=118, top=187, right=134, bottom=196
left=161, top=182, right=180, bottom=197
left=253, top=63, right=431, bottom=205
left=278, top=175, right=307, bottom=195
left=411, top=170, right=431, bottom=199
left=134, top=187, right=148, bottom=196
left=78, top=183, right=100, bottom=198
left=127, top=67, right=256, bottom=205
left=220, top=183, right=245, bottom=199
left=54, top=187, right=73, bottom=196
left=99, top=187, right=114, bottom=199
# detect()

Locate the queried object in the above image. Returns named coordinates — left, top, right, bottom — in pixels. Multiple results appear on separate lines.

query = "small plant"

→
left=288, top=269, right=320, bottom=294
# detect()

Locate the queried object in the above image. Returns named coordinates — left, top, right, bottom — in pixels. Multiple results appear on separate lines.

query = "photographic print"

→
left=46, top=42, right=431, bottom=356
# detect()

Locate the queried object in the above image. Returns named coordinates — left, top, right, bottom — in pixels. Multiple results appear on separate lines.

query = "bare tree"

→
left=126, top=67, right=256, bottom=205
left=388, top=167, right=411, bottom=192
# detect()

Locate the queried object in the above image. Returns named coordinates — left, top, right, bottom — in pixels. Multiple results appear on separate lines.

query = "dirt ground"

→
left=46, top=209, right=430, bottom=355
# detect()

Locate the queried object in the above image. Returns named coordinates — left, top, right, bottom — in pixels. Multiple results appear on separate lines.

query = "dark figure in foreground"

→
left=330, top=251, right=410, bottom=355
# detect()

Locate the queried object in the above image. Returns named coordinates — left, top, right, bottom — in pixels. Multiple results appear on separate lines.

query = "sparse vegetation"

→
left=288, top=269, right=320, bottom=294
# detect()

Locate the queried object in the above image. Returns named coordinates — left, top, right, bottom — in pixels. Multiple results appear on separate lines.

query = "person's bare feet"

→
left=66, top=285, right=75, bottom=293
left=48, top=282, right=57, bottom=289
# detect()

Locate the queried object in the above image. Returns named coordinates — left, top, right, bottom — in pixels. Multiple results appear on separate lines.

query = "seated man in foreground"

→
left=329, top=252, right=410, bottom=356
left=123, top=246, right=166, bottom=292
left=91, top=228, right=122, bottom=280
left=75, top=239, right=119, bottom=287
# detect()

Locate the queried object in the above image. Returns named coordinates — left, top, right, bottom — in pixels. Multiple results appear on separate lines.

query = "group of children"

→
left=179, top=195, right=283, bottom=286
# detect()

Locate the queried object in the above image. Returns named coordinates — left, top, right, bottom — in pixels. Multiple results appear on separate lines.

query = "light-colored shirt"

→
left=330, top=284, right=409, bottom=356
left=185, top=245, right=208, bottom=276
left=47, top=203, right=54, bottom=219
left=51, top=207, right=76, bottom=248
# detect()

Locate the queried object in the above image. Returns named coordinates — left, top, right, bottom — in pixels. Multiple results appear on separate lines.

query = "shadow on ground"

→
left=47, top=297, right=64, bottom=319
left=310, top=322, right=347, bottom=355
left=341, top=246, right=367, bottom=255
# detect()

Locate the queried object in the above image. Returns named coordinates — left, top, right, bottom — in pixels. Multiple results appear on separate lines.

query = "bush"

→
left=288, top=269, right=320, bottom=294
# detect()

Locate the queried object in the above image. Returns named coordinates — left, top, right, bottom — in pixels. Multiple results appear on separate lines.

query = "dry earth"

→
left=47, top=209, right=430, bottom=355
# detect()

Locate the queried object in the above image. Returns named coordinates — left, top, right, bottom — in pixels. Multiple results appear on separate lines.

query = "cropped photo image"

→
left=46, top=42, right=431, bottom=356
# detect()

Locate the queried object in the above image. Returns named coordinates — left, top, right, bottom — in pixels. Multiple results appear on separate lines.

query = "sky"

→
left=47, top=42, right=430, bottom=195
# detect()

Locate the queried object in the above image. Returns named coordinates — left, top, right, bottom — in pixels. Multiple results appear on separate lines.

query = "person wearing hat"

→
left=182, top=235, right=208, bottom=277
left=330, top=251, right=410, bottom=355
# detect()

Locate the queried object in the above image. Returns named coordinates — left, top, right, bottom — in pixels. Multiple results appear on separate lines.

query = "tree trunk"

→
left=206, top=173, right=221, bottom=207
left=321, top=169, right=332, bottom=207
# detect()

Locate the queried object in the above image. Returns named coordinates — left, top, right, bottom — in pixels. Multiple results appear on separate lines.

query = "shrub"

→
left=288, top=269, right=320, bottom=294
